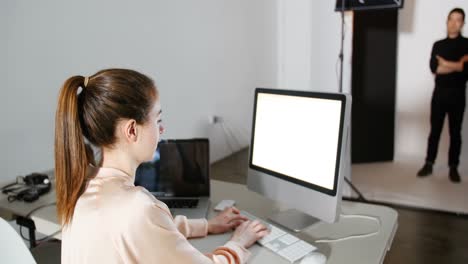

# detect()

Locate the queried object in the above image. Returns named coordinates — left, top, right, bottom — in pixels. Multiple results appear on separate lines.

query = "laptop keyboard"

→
left=241, top=210, right=317, bottom=263
left=163, top=199, right=199, bottom=208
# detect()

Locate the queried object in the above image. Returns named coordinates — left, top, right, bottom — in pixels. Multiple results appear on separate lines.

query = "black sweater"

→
left=430, top=34, right=468, bottom=90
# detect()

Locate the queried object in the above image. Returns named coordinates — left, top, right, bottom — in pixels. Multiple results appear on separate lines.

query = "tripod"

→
left=338, top=0, right=367, bottom=202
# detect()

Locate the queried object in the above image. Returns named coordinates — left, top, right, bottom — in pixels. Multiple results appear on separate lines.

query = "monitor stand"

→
left=268, top=209, right=320, bottom=233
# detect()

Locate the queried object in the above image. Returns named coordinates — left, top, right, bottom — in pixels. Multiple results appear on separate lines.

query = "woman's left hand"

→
left=207, top=207, right=248, bottom=234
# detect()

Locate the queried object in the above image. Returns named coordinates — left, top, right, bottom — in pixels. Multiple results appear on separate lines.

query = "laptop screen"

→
left=135, top=139, right=210, bottom=197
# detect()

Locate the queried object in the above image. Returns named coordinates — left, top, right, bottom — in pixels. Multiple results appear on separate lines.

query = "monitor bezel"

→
left=248, top=88, right=347, bottom=197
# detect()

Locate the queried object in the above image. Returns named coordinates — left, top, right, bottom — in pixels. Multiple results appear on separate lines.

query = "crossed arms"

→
left=435, top=54, right=468, bottom=75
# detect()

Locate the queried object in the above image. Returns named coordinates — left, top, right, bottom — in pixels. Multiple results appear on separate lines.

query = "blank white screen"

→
left=252, top=93, right=342, bottom=190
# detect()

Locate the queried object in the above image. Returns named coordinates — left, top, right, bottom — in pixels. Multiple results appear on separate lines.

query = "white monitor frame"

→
left=247, top=88, right=351, bottom=226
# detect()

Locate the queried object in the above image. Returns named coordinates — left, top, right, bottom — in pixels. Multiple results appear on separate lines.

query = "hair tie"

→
left=84, top=76, right=89, bottom=88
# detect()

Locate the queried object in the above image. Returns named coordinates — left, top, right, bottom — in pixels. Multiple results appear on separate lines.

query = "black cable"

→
left=2, top=176, right=25, bottom=196
left=338, top=0, right=367, bottom=202
left=344, top=177, right=366, bottom=201
left=339, top=0, right=345, bottom=93
left=19, top=202, right=61, bottom=244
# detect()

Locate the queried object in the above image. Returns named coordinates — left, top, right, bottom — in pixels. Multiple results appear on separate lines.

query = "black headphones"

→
left=1, top=173, right=51, bottom=202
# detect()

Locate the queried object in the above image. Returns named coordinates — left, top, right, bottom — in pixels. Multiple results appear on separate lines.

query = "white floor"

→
left=352, top=159, right=468, bottom=214
left=350, top=111, right=468, bottom=214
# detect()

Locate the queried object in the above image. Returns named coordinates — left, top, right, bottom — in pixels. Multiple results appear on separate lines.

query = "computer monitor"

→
left=247, top=88, right=351, bottom=231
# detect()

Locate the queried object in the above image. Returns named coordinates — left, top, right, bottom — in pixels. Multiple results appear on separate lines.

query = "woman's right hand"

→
left=230, top=220, right=269, bottom=248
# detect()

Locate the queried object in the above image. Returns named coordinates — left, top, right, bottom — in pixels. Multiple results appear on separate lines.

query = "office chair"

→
left=0, top=217, right=37, bottom=263
left=0, top=217, right=61, bottom=264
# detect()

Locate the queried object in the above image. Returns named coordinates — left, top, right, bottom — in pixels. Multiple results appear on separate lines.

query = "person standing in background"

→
left=418, top=8, right=468, bottom=183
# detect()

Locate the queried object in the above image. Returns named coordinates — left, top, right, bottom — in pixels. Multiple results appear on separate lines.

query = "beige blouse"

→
left=61, top=167, right=250, bottom=264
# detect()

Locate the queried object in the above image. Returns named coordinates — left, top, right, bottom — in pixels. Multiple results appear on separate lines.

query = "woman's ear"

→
left=122, top=119, right=138, bottom=142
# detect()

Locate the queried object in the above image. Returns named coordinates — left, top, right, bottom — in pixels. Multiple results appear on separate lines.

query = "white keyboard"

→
left=241, top=210, right=317, bottom=263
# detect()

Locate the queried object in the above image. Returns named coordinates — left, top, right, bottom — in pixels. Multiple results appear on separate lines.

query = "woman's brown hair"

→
left=55, top=68, right=157, bottom=226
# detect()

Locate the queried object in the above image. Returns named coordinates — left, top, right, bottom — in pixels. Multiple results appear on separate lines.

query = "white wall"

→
left=276, top=0, right=312, bottom=90
left=310, top=3, right=353, bottom=95
left=1, top=0, right=277, bottom=182
left=396, top=0, right=468, bottom=163
left=277, top=0, right=353, bottom=94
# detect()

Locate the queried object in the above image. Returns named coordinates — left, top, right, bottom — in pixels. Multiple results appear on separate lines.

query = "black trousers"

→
left=425, top=86, right=466, bottom=166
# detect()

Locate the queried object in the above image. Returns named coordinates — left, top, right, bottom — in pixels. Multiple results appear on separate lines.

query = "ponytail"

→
left=54, top=69, right=157, bottom=226
left=55, top=76, right=90, bottom=226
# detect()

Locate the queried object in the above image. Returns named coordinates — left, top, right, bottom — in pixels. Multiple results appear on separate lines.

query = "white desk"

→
left=0, top=179, right=398, bottom=264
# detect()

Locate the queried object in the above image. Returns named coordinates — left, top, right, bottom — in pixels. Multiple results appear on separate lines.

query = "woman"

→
left=55, top=68, right=268, bottom=263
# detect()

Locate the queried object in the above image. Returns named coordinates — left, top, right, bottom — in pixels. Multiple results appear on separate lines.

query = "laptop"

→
left=135, top=138, right=211, bottom=219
